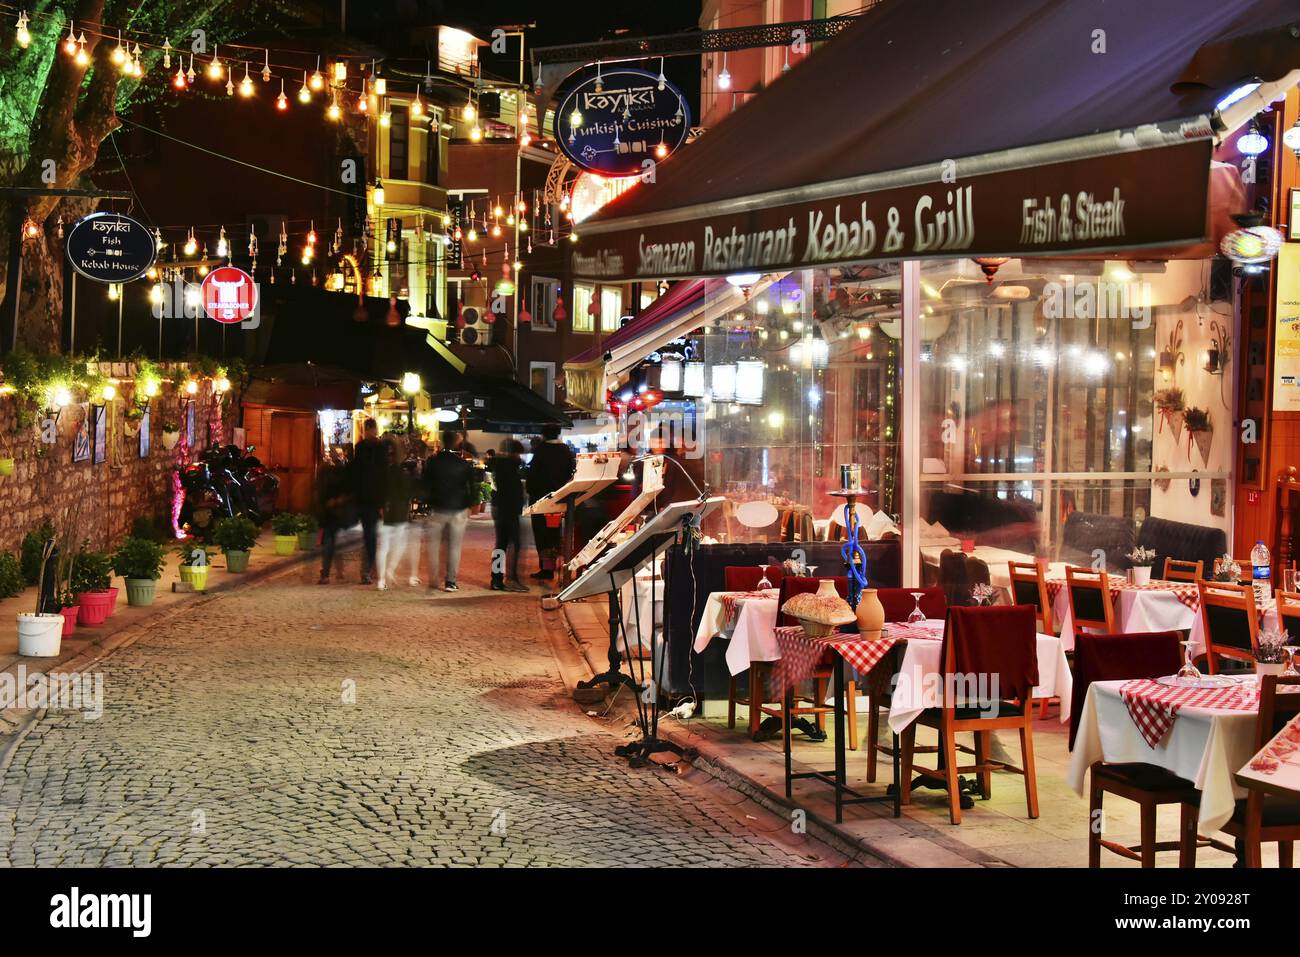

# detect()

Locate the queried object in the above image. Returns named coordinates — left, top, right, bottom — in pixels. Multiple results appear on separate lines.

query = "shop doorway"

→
left=268, top=411, right=317, bottom=513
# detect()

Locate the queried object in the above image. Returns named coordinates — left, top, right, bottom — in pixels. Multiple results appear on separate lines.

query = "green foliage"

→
left=175, top=543, right=209, bottom=567
left=111, top=537, right=166, bottom=581
left=295, top=513, right=319, bottom=534
left=71, top=550, right=113, bottom=594
left=270, top=512, right=299, bottom=535
left=212, top=515, right=258, bottom=553
left=0, top=551, right=23, bottom=599
left=130, top=515, right=164, bottom=542
left=0, top=350, right=107, bottom=422
left=20, top=518, right=54, bottom=584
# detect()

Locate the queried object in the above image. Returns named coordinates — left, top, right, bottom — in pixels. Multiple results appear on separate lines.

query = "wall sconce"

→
left=1158, top=318, right=1184, bottom=382
left=1203, top=320, right=1231, bottom=375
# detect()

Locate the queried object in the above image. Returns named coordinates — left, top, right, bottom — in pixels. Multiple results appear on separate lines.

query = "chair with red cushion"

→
left=900, top=605, right=1040, bottom=824
left=723, top=565, right=785, bottom=592
left=1072, top=630, right=1221, bottom=867
left=864, top=587, right=947, bottom=782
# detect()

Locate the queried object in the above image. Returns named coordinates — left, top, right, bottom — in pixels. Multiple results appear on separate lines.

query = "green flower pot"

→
left=178, top=565, right=209, bottom=591
left=296, top=530, right=316, bottom=551
left=224, top=549, right=250, bottom=573
left=124, top=578, right=157, bottom=607
left=273, top=535, right=297, bottom=556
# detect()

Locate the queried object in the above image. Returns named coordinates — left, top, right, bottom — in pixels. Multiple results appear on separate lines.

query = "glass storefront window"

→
left=572, top=283, right=594, bottom=333
left=600, top=287, right=623, bottom=332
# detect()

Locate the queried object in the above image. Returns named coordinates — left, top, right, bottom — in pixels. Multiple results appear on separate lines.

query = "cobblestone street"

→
left=0, top=525, right=856, bottom=868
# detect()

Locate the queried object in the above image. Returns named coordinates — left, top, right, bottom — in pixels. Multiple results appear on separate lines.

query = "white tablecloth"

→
left=882, top=619, right=1072, bottom=732
left=1067, top=678, right=1259, bottom=832
left=693, top=591, right=780, bottom=677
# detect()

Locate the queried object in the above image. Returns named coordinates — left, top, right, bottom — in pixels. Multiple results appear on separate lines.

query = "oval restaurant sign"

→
left=64, top=212, right=156, bottom=284
left=556, top=67, right=690, bottom=177
left=201, top=266, right=257, bottom=324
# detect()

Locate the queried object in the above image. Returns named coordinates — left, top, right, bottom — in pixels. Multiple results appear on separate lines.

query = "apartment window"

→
left=529, top=362, right=556, bottom=403
left=600, top=287, right=623, bottom=332
left=389, top=105, right=409, bottom=180
left=530, top=276, right=558, bottom=332
left=572, top=283, right=595, bottom=333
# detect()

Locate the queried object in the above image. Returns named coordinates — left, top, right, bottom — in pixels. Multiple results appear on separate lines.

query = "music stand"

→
left=560, top=496, right=723, bottom=766
left=523, top=451, right=629, bottom=584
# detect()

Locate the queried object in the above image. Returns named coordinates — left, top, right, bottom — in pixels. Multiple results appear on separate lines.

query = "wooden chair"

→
left=1065, top=566, right=1116, bottom=635
left=899, top=605, right=1040, bottom=825
left=1197, top=581, right=1260, bottom=674
left=1162, top=558, right=1204, bottom=582
left=723, top=565, right=784, bottom=733
left=1009, top=561, right=1056, bottom=717
left=1218, top=675, right=1300, bottom=867
left=1275, top=589, right=1300, bottom=639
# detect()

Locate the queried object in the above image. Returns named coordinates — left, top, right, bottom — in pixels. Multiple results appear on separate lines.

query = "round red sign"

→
left=201, top=266, right=257, bottom=324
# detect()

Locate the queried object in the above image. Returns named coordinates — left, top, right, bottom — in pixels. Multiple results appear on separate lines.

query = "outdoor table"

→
left=692, top=589, right=781, bottom=676
left=1068, top=677, right=1262, bottom=832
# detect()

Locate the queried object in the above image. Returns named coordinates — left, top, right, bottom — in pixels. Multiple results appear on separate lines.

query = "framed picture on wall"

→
left=139, top=407, right=151, bottom=458
left=93, top=405, right=107, bottom=464
left=72, top=404, right=90, bottom=463
left=186, top=402, right=196, bottom=449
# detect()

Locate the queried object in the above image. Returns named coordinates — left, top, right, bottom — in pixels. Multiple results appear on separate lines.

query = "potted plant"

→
left=1183, top=406, right=1213, bottom=466
left=56, top=586, right=79, bottom=637
left=123, top=404, right=144, bottom=437
left=0, top=551, right=23, bottom=599
left=270, top=512, right=299, bottom=555
left=212, top=515, right=258, bottom=572
left=112, top=537, right=166, bottom=607
left=1255, top=628, right=1292, bottom=677
left=1127, top=546, right=1157, bottom=585
left=294, top=513, right=319, bottom=551
left=16, top=538, right=63, bottom=657
left=1153, top=387, right=1185, bottom=443
left=71, top=549, right=115, bottom=626
left=176, top=542, right=210, bottom=592
left=161, top=420, right=181, bottom=450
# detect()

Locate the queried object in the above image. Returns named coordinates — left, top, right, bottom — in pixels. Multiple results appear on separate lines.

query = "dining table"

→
left=693, top=588, right=782, bottom=677
left=1068, top=676, right=1267, bottom=832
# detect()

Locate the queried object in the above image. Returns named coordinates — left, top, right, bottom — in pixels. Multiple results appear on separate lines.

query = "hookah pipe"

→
left=841, top=499, right=869, bottom=609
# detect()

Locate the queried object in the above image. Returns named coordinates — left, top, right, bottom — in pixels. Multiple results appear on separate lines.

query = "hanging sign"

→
left=555, top=67, right=690, bottom=177
left=201, top=266, right=258, bottom=324
left=64, top=212, right=156, bottom=284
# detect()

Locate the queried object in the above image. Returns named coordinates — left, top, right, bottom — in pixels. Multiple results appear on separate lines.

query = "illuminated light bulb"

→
left=506, top=214, right=515, bottom=226
left=207, top=46, right=223, bottom=80
left=717, top=52, right=731, bottom=90
left=52, top=387, right=72, bottom=408
left=357, top=84, right=368, bottom=113
left=107, top=283, right=120, bottom=301
left=261, top=49, right=271, bottom=82
left=63, top=21, right=77, bottom=56
left=463, top=99, right=476, bottom=122
left=520, top=131, right=531, bottom=146
left=373, top=180, right=385, bottom=206
left=239, top=64, right=254, bottom=97
left=276, top=79, right=288, bottom=111
left=185, top=379, right=199, bottom=396
left=186, top=56, right=196, bottom=82
left=309, top=58, right=324, bottom=90
left=656, top=140, right=668, bottom=159
left=214, top=376, right=231, bottom=394
left=102, top=384, right=117, bottom=401
left=386, top=239, right=396, bottom=253
left=327, top=97, right=341, bottom=121
left=74, top=40, right=88, bottom=67
left=516, top=199, right=527, bottom=214
left=149, top=283, right=164, bottom=304
left=333, top=60, right=347, bottom=82
left=467, top=228, right=478, bottom=242
left=491, top=224, right=502, bottom=238
left=16, top=12, right=30, bottom=48
left=147, top=266, right=158, bottom=280
left=518, top=220, right=528, bottom=233
left=494, top=203, right=504, bottom=218
left=183, top=234, right=197, bottom=256
left=198, top=264, right=209, bottom=277
left=411, top=95, right=424, bottom=117
left=111, top=32, right=127, bottom=66
left=173, top=66, right=188, bottom=89
left=307, top=225, right=317, bottom=245
left=569, top=108, right=583, bottom=128
left=380, top=107, right=391, bottom=127
left=298, top=71, right=311, bottom=103
left=144, top=379, right=160, bottom=398
left=569, top=231, right=579, bottom=243
left=225, top=76, right=234, bottom=96
left=469, top=125, right=482, bottom=141
left=374, top=76, right=386, bottom=96
left=216, top=233, right=228, bottom=258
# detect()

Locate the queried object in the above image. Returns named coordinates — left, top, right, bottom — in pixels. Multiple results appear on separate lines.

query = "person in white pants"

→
left=375, top=441, right=416, bottom=590
left=424, top=508, right=469, bottom=589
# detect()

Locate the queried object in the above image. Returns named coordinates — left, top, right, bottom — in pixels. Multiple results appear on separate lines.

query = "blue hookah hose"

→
left=841, top=503, right=869, bottom=608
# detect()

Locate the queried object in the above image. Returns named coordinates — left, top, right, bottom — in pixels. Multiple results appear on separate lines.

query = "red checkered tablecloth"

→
left=1045, top=578, right=1199, bottom=611
left=768, top=625, right=907, bottom=692
left=1119, top=678, right=1258, bottom=747
left=719, top=588, right=778, bottom=627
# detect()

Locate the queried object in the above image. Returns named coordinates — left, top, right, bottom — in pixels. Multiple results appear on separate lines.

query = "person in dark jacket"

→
left=525, top=425, right=576, bottom=580
left=351, top=418, right=388, bottom=584
left=375, top=440, right=416, bottom=590
left=488, top=439, right=528, bottom=592
left=422, top=430, right=477, bottom=591
left=316, top=447, right=354, bottom=584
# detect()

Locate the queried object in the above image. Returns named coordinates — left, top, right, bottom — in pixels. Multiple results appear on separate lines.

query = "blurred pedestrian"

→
left=488, top=439, right=528, bottom=592
left=526, top=424, right=576, bottom=580
left=352, top=418, right=387, bottom=584
left=423, top=430, right=477, bottom=591
left=316, top=447, right=353, bottom=584
left=376, top=440, right=416, bottom=589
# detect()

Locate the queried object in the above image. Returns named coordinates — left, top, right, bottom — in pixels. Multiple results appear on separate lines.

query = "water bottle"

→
left=1251, top=540, right=1271, bottom=605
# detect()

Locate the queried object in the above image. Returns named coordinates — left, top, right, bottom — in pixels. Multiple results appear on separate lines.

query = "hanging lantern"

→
left=682, top=360, right=707, bottom=398
left=659, top=356, right=683, bottom=393
left=971, top=257, right=1010, bottom=282
left=734, top=359, right=765, bottom=405
left=519, top=298, right=532, bottom=324
left=710, top=363, right=737, bottom=403
left=386, top=295, right=401, bottom=327
left=1220, top=213, right=1283, bottom=267
left=552, top=297, right=567, bottom=324
left=1236, top=121, right=1269, bottom=157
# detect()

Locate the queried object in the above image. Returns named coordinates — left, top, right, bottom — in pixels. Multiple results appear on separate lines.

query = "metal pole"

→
left=69, top=272, right=76, bottom=353
left=10, top=254, right=21, bottom=352
left=116, top=293, right=123, bottom=357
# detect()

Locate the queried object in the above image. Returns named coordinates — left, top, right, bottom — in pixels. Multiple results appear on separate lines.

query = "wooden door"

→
left=268, top=411, right=318, bottom=513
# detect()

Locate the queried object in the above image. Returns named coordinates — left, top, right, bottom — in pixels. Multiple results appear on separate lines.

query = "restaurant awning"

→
left=573, top=0, right=1300, bottom=282
left=562, top=278, right=750, bottom=411
left=242, top=364, right=363, bottom=412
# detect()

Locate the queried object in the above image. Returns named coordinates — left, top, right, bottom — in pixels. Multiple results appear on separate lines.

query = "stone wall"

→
left=0, top=366, right=239, bottom=554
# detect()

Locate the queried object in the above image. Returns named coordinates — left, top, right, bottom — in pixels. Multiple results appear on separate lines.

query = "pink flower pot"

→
left=59, top=606, right=78, bottom=637
left=107, top=586, right=120, bottom=615
left=75, top=589, right=115, bottom=627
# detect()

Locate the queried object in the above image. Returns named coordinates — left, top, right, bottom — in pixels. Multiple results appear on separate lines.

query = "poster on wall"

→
left=93, top=405, right=107, bottom=464
left=72, top=404, right=90, bottom=463
left=1275, top=243, right=1300, bottom=412
left=139, top=407, right=151, bottom=458
left=186, top=402, right=196, bottom=449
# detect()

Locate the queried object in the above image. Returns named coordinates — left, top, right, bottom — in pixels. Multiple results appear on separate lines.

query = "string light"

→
left=374, top=75, right=386, bottom=97
left=207, top=45, right=223, bottom=80
left=216, top=227, right=228, bottom=258
left=357, top=78, right=368, bottom=113
left=162, top=39, right=171, bottom=69
left=410, top=92, right=423, bottom=117
left=74, top=35, right=88, bottom=67
left=239, top=63, right=254, bottom=96
left=261, top=49, right=271, bottom=82
left=62, top=20, right=76, bottom=56
left=463, top=94, right=476, bottom=122
left=112, top=30, right=127, bottom=67
left=373, top=179, right=385, bottom=206
left=173, top=63, right=187, bottom=89
left=107, top=283, right=120, bottom=301
left=276, top=78, right=288, bottom=111
left=327, top=94, right=341, bottom=121
left=183, top=229, right=197, bottom=256
left=333, top=60, right=347, bottom=82
left=309, top=57, right=324, bottom=90
left=717, top=52, right=731, bottom=90
left=14, top=10, right=29, bottom=48
left=469, top=124, right=482, bottom=142
left=297, top=70, right=312, bottom=103
left=186, top=55, right=196, bottom=83
left=149, top=283, right=164, bottom=305
left=380, top=100, right=391, bottom=127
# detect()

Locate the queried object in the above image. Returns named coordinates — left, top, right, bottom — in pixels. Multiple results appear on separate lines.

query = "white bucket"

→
left=16, top=613, right=64, bottom=657
left=1130, top=566, right=1152, bottom=586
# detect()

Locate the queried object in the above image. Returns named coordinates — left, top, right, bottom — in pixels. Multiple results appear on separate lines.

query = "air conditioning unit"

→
left=460, top=305, right=493, bottom=346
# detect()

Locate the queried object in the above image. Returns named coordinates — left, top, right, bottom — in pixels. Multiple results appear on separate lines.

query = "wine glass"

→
left=804, top=565, right=817, bottom=581
left=1177, top=639, right=1203, bottom=683
left=907, top=591, right=927, bottom=625
left=756, top=564, right=772, bottom=591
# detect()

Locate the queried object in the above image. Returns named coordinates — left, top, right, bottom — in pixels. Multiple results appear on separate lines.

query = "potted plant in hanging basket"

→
left=176, top=542, right=210, bottom=592
left=71, top=549, right=116, bottom=626
left=111, top=537, right=166, bottom=607
left=270, top=512, right=299, bottom=555
left=161, top=420, right=181, bottom=451
left=1126, top=546, right=1157, bottom=585
left=123, top=405, right=144, bottom=437
left=212, top=515, right=258, bottom=572
left=1154, top=387, right=1185, bottom=444
left=1254, top=628, right=1292, bottom=677
left=1183, top=406, right=1213, bottom=466
left=294, top=513, right=319, bottom=551
left=16, top=539, right=64, bottom=657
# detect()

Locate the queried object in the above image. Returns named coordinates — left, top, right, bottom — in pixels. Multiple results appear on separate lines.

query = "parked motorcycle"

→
left=176, top=445, right=279, bottom=538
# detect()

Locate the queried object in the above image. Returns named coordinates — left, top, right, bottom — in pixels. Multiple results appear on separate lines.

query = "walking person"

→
left=375, top=440, right=415, bottom=590
left=352, top=418, right=387, bottom=584
left=525, top=424, right=576, bottom=581
left=488, top=439, right=528, bottom=592
left=316, top=447, right=354, bottom=584
left=423, top=430, right=477, bottom=592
